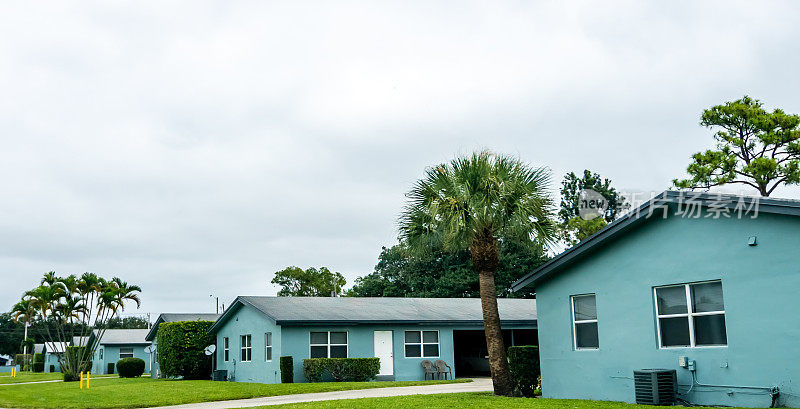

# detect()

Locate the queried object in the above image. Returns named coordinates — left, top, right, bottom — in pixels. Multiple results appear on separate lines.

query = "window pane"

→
left=310, top=332, right=328, bottom=344
left=422, top=331, right=438, bottom=343
left=241, top=349, right=247, bottom=361
left=656, top=286, right=688, bottom=315
left=330, top=345, right=347, bottom=358
left=575, top=322, right=599, bottom=349
left=405, top=344, right=421, bottom=357
left=405, top=331, right=421, bottom=343
left=694, top=314, right=727, bottom=346
left=691, top=282, right=724, bottom=313
left=423, top=344, right=439, bottom=357
left=573, top=295, right=597, bottom=320
left=659, top=317, right=690, bottom=347
left=266, top=347, right=272, bottom=361
left=310, top=346, right=327, bottom=358
left=266, top=333, right=272, bottom=346
left=330, top=332, right=347, bottom=344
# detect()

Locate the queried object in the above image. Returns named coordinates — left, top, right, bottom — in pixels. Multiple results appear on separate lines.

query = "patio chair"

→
left=434, top=359, right=452, bottom=380
left=421, top=360, right=437, bottom=380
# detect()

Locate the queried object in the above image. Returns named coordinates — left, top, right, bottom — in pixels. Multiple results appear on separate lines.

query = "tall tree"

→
left=271, top=266, right=347, bottom=297
left=559, top=170, right=625, bottom=245
left=674, top=96, right=800, bottom=196
left=399, top=151, right=556, bottom=396
left=348, top=241, right=547, bottom=298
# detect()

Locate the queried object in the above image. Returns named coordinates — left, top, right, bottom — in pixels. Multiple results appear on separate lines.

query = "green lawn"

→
left=258, top=392, right=733, bottom=409
left=0, top=371, right=64, bottom=384
left=0, top=376, right=468, bottom=409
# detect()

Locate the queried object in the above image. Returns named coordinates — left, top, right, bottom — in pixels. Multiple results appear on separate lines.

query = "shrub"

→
left=280, top=356, right=294, bottom=383
left=508, top=346, right=540, bottom=397
left=302, top=358, right=380, bottom=382
left=107, top=362, right=115, bottom=374
left=14, top=354, right=31, bottom=370
left=156, top=320, right=214, bottom=379
left=64, top=346, right=92, bottom=373
left=117, top=357, right=146, bottom=378
left=33, top=353, right=45, bottom=372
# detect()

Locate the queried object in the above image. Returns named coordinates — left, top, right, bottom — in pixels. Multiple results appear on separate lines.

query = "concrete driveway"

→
left=145, top=378, right=492, bottom=409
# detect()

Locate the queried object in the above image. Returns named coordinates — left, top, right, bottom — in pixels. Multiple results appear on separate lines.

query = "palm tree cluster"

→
left=11, top=272, right=141, bottom=380
left=400, top=150, right=556, bottom=396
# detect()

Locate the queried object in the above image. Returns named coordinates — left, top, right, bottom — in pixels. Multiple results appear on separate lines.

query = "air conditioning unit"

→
left=634, top=369, right=677, bottom=405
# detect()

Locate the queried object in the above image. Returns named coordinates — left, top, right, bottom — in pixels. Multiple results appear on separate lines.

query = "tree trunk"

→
left=470, top=232, right=514, bottom=396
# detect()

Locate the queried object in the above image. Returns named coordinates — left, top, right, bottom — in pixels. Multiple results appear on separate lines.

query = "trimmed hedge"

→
left=302, top=358, right=380, bottom=383
left=117, top=357, right=146, bottom=378
left=280, top=356, right=294, bottom=383
left=33, top=353, right=45, bottom=372
left=156, top=320, right=214, bottom=379
left=508, top=345, right=540, bottom=397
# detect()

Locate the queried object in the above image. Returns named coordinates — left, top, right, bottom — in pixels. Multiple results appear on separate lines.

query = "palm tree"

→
left=400, top=151, right=556, bottom=396
left=11, top=299, right=36, bottom=368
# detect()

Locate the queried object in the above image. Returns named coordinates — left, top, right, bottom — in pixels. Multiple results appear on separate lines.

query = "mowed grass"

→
left=0, top=371, right=64, bottom=384
left=259, top=392, right=741, bottom=409
left=0, top=376, right=468, bottom=409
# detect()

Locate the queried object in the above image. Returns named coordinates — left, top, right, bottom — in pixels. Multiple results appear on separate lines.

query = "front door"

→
left=373, top=330, right=394, bottom=376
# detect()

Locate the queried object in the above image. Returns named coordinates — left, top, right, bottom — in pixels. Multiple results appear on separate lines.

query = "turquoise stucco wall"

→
left=92, top=345, right=151, bottom=375
left=215, top=305, right=282, bottom=383
left=214, top=303, right=536, bottom=384
left=44, top=353, right=61, bottom=373
left=535, top=213, right=800, bottom=408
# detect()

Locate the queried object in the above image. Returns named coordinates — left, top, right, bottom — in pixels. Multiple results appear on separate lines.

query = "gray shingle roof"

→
left=146, top=313, right=221, bottom=341
left=211, top=296, right=536, bottom=332
left=94, top=329, right=151, bottom=345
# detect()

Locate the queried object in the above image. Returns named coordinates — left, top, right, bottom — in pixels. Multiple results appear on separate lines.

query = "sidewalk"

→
left=145, top=378, right=492, bottom=409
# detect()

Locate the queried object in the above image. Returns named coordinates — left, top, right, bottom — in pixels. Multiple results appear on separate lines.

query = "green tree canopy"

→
left=105, top=316, right=150, bottom=329
left=271, top=266, right=347, bottom=297
left=674, top=96, right=800, bottom=196
left=347, top=241, right=547, bottom=298
left=398, top=150, right=557, bottom=396
left=558, top=170, right=625, bottom=245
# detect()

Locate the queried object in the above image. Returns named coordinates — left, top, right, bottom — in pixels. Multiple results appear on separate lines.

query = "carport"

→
left=453, top=329, right=538, bottom=377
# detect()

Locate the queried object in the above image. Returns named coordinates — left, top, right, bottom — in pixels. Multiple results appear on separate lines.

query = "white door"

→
left=373, top=331, right=394, bottom=376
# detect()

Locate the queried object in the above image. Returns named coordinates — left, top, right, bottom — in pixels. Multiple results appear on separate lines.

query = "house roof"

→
left=44, top=342, right=68, bottom=353
left=93, top=329, right=151, bottom=345
left=511, top=190, right=800, bottom=292
left=146, top=313, right=221, bottom=341
left=33, top=343, right=45, bottom=354
left=72, top=336, right=90, bottom=347
left=210, top=296, right=537, bottom=332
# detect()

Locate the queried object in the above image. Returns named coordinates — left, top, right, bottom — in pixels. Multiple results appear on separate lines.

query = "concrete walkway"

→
left=146, top=378, right=493, bottom=409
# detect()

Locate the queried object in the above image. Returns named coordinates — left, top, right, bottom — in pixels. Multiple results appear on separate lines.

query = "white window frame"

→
left=265, top=332, right=273, bottom=362
left=240, top=334, right=252, bottom=362
left=403, top=330, right=440, bottom=358
left=571, top=294, right=599, bottom=350
left=309, top=331, right=348, bottom=358
left=223, top=337, right=229, bottom=362
left=654, top=280, right=727, bottom=349
left=119, top=347, right=134, bottom=359
left=99, top=348, right=104, bottom=360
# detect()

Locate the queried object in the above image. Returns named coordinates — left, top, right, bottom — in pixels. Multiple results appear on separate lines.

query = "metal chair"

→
left=421, top=360, right=437, bottom=380
left=434, top=359, right=452, bottom=380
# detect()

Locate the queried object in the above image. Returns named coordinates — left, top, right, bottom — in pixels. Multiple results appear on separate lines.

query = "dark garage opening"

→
left=453, top=329, right=538, bottom=377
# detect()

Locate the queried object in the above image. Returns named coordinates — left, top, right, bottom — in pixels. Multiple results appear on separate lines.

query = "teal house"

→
left=43, top=342, right=67, bottom=373
left=146, top=313, right=220, bottom=378
left=89, top=329, right=152, bottom=375
left=512, top=191, right=799, bottom=408
left=209, top=297, right=538, bottom=383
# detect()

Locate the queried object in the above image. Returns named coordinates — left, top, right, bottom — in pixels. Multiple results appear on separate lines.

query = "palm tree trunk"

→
left=471, top=233, right=514, bottom=396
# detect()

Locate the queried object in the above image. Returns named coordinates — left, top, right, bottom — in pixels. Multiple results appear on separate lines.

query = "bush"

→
left=107, top=362, right=115, bottom=374
left=33, top=353, right=45, bottom=372
left=14, top=354, right=31, bottom=370
left=302, top=358, right=380, bottom=382
left=508, top=346, right=540, bottom=397
left=117, top=357, right=146, bottom=378
left=156, top=320, right=214, bottom=379
left=280, top=356, right=294, bottom=383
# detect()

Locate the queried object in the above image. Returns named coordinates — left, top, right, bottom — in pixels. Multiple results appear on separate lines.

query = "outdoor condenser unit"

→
left=634, top=369, right=677, bottom=405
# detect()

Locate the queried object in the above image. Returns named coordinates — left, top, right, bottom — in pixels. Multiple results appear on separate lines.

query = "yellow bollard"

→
left=86, top=372, right=90, bottom=389
left=80, top=371, right=84, bottom=389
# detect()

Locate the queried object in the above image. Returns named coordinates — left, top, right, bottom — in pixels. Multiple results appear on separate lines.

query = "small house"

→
left=43, top=342, right=67, bottom=373
left=89, top=329, right=152, bottom=375
left=210, top=296, right=537, bottom=383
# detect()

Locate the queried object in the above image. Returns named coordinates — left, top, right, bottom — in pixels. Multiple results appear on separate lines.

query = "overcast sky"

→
left=2, top=1, right=799, bottom=318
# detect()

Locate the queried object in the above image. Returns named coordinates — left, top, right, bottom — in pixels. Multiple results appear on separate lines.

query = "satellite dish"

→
left=145, top=345, right=156, bottom=354
left=204, top=344, right=216, bottom=356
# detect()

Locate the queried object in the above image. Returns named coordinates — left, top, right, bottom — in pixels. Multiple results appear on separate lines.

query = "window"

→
left=240, top=335, right=252, bottom=362
left=223, top=337, right=229, bottom=362
left=309, top=332, right=347, bottom=358
left=655, top=281, right=727, bottom=348
left=404, top=330, right=439, bottom=358
left=119, top=347, right=134, bottom=359
left=99, top=349, right=104, bottom=360
left=265, top=332, right=273, bottom=362
left=572, top=294, right=599, bottom=349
